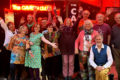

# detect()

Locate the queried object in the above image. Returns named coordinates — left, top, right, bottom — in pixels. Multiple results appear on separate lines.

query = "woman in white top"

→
left=0, top=18, right=18, bottom=79
left=0, top=18, right=17, bottom=47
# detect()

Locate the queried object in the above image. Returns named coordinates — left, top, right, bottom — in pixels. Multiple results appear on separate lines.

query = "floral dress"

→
left=10, top=35, right=28, bottom=64
left=25, top=33, right=43, bottom=68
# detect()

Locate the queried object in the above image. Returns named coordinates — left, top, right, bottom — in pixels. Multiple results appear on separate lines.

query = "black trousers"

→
left=10, top=64, right=24, bottom=80
left=0, top=48, right=11, bottom=78
left=29, top=68, right=40, bottom=80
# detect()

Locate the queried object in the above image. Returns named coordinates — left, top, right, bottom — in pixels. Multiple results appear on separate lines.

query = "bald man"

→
left=111, top=13, right=120, bottom=80
left=93, top=13, right=111, bottom=45
left=78, top=10, right=96, bottom=34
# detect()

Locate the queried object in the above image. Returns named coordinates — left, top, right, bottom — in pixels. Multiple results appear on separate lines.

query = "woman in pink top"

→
left=75, top=19, right=98, bottom=80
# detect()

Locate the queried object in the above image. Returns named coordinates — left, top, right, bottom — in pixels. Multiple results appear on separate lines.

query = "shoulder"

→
left=38, top=33, right=43, bottom=37
left=103, top=23, right=111, bottom=28
left=80, top=30, right=84, bottom=34
left=112, top=24, right=118, bottom=29
left=78, top=30, right=84, bottom=36
left=30, top=32, right=33, bottom=36
left=92, top=44, right=96, bottom=48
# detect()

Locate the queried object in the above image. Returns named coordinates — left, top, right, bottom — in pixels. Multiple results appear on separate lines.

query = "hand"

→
left=57, top=16, right=63, bottom=24
left=29, top=50, right=34, bottom=58
left=48, top=6, right=51, bottom=12
left=0, top=17, right=2, bottom=20
left=30, top=42, right=34, bottom=45
left=0, top=49, right=2, bottom=53
left=106, top=8, right=113, bottom=16
left=51, top=43, right=58, bottom=48
left=20, top=17, right=25, bottom=24
left=75, top=48, right=79, bottom=54
left=53, top=5, right=56, bottom=10
left=86, top=43, right=92, bottom=49
left=96, top=66, right=104, bottom=71
left=112, top=44, right=114, bottom=48
left=78, top=6, right=83, bottom=13
left=52, top=22, right=56, bottom=27
left=33, top=7, right=37, bottom=14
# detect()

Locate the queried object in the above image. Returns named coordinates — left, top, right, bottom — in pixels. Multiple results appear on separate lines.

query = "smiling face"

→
left=27, top=14, right=33, bottom=23
left=95, top=35, right=103, bottom=46
left=96, top=13, right=104, bottom=24
left=34, top=24, right=40, bottom=33
left=19, top=25, right=28, bottom=34
left=41, top=19, right=47, bottom=28
left=64, top=18, right=72, bottom=27
left=84, top=20, right=93, bottom=30
left=7, top=22, right=15, bottom=31
left=82, top=10, right=90, bottom=20
left=114, top=13, right=120, bottom=24
left=47, top=25, right=53, bottom=33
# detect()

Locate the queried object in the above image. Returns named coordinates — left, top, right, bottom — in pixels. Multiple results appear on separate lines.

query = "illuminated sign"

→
left=11, top=4, right=52, bottom=11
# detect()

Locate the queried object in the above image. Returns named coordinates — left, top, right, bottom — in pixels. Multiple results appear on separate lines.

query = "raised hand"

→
left=48, top=6, right=52, bottom=12
left=57, top=16, right=63, bottom=24
left=106, top=8, right=113, bottom=16
left=78, top=6, right=83, bottom=14
left=20, top=17, right=25, bottom=24
left=0, top=17, right=2, bottom=20
left=33, top=7, right=37, bottom=14
left=78, top=6, right=83, bottom=17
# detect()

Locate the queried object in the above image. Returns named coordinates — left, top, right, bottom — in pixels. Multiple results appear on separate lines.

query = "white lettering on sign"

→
left=70, top=4, right=77, bottom=22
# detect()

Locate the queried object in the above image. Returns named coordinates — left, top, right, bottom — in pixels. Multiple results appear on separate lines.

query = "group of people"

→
left=0, top=6, right=120, bottom=80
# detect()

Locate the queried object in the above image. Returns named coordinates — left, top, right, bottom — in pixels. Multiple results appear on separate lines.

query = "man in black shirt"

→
left=111, top=13, right=120, bottom=80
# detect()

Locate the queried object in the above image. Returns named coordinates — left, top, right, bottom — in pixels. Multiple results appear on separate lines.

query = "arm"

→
left=107, top=25, right=111, bottom=45
left=89, top=47, right=98, bottom=69
left=41, top=36, right=57, bottom=48
left=57, top=16, right=64, bottom=26
left=107, top=34, right=111, bottom=45
left=26, top=40, right=30, bottom=49
left=33, top=7, right=37, bottom=25
left=75, top=33, right=81, bottom=54
left=72, top=17, right=81, bottom=32
left=111, top=26, right=115, bottom=47
left=7, top=35, right=16, bottom=50
left=47, top=7, right=52, bottom=24
left=103, top=46, right=113, bottom=68
left=0, top=18, right=8, bottom=31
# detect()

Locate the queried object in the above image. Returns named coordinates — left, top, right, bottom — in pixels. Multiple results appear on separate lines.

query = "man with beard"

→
left=89, top=34, right=113, bottom=80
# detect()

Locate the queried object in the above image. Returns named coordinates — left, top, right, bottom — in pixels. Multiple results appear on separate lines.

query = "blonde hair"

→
left=83, top=19, right=93, bottom=28
left=64, top=18, right=72, bottom=27
left=18, top=25, right=28, bottom=34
